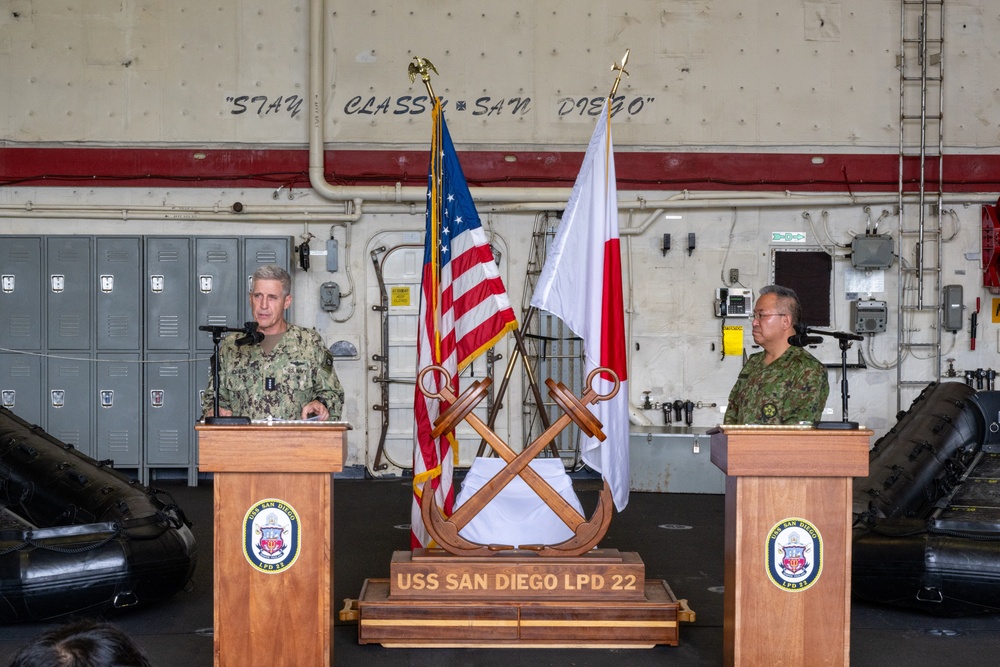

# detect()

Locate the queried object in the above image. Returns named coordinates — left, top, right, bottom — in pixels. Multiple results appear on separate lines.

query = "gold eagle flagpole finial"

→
left=609, top=49, right=630, bottom=100
left=408, top=56, right=439, bottom=101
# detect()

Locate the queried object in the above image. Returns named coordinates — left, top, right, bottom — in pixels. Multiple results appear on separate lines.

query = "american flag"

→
left=411, top=100, right=518, bottom=549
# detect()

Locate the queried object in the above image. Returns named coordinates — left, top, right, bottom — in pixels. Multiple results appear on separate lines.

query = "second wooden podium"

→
left=197, top=422, right=348, bottom=667
left=710, top=426, right=870, bottom=666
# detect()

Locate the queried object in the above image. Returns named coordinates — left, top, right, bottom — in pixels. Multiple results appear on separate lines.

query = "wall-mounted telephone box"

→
left=715, top=287, right=752, bottom=318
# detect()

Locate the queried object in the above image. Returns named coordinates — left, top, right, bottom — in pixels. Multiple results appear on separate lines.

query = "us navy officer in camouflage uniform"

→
left=723, top=284, right=829, bottom=425
left=201, top=265, right=344, bottom=421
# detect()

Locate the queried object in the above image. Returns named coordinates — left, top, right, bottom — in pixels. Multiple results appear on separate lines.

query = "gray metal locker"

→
left=46, top=355, right=93, bottom=457
left=145, top=237, right=192, bottom=351
left=195, top=237, right=241, bottom=351
left=96, top=353, right=141, bottom=467
left=0, top=353, right=43, bottom=426
left=0, top=236, right=43, bottom=351
left=144, top=353, right=194, bottom=481
left=46, top=236, right=93, bottom=351
left=96, top=237, right=142, bottom=351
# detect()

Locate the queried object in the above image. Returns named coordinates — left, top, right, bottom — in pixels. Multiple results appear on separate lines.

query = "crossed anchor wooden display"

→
left=417, top=364, right=620, bottom=557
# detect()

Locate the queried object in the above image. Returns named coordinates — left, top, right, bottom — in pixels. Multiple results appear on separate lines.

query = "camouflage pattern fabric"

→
left=724, top=345, right=829, bottom=425
left=202, top=324, right=344, bottom=420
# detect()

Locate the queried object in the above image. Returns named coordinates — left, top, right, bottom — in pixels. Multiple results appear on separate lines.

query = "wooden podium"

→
left=709, top=426, right=870, bottom=666
left=197, top=422, right=348, bottom=667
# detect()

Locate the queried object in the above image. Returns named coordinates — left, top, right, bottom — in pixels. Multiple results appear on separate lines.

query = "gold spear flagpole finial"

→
left=408, top=56, right=439, bottom=101
left=609, top=49, right=630, bottom=100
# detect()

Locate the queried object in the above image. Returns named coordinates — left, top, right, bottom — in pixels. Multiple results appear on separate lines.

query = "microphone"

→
left=198, top=321, right=263, bottom=345
left=235, top=321, right=264, bottom=347
left=795, top=321, right=864, bottom=343
left=788, top=322, right=822, bottom=346
left=788, top=333, right=824, bottom=347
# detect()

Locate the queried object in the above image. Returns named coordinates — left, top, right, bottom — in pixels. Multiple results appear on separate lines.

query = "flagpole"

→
left=412, top=58, right=444, bottom=361
left=609, top=49, right=630, bottom=100
left=481, top=50, right=633, bottom=462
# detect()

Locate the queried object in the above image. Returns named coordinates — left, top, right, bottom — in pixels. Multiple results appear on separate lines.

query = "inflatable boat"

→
left=852, top=381, right=1000, bottom=616
left=0, top=407, right=197, bottom=623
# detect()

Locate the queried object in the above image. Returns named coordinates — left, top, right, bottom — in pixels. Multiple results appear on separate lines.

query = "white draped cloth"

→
left=454, top=457, right=584, bottom=547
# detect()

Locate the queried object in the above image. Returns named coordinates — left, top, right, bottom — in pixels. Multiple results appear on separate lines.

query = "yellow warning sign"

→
left=723, top=325, right=744, bottom=356
left=391, top=286, right=411, bottom=307
left=993, top=298, right=1000, bottom=323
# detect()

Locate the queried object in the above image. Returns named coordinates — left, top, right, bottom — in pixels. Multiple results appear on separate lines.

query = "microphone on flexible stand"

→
left=790, top=322, right=863, bottom=431
left=197, top=321, right=262, bottom=425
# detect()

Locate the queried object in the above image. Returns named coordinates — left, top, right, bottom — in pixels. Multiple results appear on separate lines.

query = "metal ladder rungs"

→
left=896, top=0, right=946, bottom=412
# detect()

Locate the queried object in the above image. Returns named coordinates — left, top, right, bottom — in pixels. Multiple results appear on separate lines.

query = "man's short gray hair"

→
left=759, top=284, right=802, bottom=325
left=251, top=265, right=292, bottom=297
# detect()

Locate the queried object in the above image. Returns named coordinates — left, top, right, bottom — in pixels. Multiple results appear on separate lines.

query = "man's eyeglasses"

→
left=751, top=311, right=787, bottom=321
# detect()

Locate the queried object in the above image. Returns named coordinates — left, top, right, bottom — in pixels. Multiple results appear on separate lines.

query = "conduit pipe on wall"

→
left=0, top=199, right=366, bottom=223
left=0, top=191, right=995, bottom=223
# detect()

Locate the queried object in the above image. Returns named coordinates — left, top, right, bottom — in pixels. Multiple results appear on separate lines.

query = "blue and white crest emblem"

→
left=766, top=517, right=822, bottom=591
left=257, top=513, right=287, bottom=558
left=243, top=499, right=301, bottom=574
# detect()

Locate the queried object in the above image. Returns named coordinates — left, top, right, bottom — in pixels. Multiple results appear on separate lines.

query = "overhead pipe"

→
left=0, top=199, right=364, bottom=223
left=0, top=189, right=995, bottom=223
left=307, top=0, right=571, bottom=207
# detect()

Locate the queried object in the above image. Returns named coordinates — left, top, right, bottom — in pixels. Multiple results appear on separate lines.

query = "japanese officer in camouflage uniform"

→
left=723, top=284, right=829, bottom=425
left=201, top=264, right=344, bottom=421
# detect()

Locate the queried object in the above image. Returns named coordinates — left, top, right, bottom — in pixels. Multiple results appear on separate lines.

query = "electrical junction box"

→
left=851, top=234, right=895, bottom=269
left=320, top=281, right=341, bottom=312
left=942, top=284, right=964, bottom=331
left=326, top=238, right=338, bottom=272
left=851, top=299, right=888, bottom=334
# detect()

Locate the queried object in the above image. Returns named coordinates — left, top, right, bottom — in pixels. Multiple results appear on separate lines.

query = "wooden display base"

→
left=358, top=579, right=680, bottom=648
left=357, top=550, right=687, bottom=648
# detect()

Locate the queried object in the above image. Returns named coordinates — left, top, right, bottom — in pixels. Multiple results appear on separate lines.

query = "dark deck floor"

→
left=1, top=475, right=998, bottom=665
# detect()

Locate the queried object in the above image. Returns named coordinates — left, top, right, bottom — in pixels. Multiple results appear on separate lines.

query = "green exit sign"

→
left=771, top=232, right=807, bottom=243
